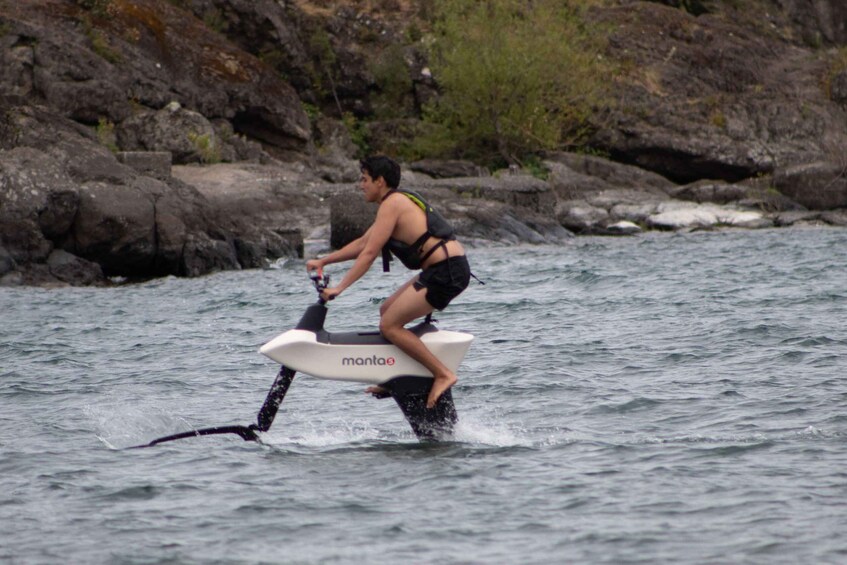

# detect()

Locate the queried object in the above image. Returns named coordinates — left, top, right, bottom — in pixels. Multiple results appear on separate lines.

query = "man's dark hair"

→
left=360, top=156, right=401, bottom=189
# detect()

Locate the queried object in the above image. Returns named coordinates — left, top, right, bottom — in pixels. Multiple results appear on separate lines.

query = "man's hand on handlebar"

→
left=306, top=259, right=324, bottom=274
left=320, top=287, right=343, bottom=302
left=305, top=261, right=333, bottom=299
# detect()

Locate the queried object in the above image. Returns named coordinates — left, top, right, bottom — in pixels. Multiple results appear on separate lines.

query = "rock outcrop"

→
left=0, top=0, right=310, bottom=154
left=592, top=1, right=847, bottom=183
left=0, top=104, right=301, bottom=286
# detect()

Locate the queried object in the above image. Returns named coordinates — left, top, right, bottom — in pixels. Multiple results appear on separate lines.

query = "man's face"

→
left=359, top=171, right=385, bottom=202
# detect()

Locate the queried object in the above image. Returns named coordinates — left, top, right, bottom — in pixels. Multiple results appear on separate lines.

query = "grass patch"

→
left=86, top=26, right=122, bottom=64
left=522, top=155, right=550, bottom=181
left=187, top=132, right=221, bottom=164
left=96, top=118, right=119, bottom=153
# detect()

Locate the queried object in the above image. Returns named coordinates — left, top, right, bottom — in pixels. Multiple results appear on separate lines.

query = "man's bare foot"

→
left=365, top=385, right=391, bottom=399
left=426, top=372, right=458, bottom=408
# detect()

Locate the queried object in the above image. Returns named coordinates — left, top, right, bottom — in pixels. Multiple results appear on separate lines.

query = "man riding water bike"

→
left=306, top=156, right=471, bottom=408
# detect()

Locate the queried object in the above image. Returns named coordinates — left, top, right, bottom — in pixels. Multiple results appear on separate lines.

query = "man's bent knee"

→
left=379, top=318, right=398, bottom=337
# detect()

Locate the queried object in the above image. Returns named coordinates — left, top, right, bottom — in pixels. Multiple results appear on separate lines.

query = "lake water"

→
left=2, top=227, right=846, bottom=564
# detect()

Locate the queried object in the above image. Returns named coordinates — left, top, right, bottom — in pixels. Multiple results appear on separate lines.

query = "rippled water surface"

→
left=2, top=228, right=847, bottom=564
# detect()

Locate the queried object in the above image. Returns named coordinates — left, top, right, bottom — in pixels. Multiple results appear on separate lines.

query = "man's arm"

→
left=325, top=200, right=398, bottom=295
left=307, top=227, right=372, bottom=271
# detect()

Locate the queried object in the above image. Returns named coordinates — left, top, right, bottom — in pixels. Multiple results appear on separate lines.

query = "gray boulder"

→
left=773, top=162, right=847, bottom=210
left=735, top=176, right=807, bottom=212
left=70, top=180, right=157, bottom=276
left=330, top=192, right=377, bottom=251
left=46, top=249, right=104, bottom=286
left=822, top=209, right=847, bottom=226
left=0, top=271, right=23, bottom=286
left=116, top=103, right=220, bottom=165
left=544, top=151, right=674, bottom=193
left=610, top=202, right=663, bottom=224
left=773, top=210, right=826, bottom=226
left=171, top=161, right=323, bottom=237
left=544, top=157, right=673, bottom=230
left=670, top=180, right=749, bottom=204
left=647, top=202, right=770, bottom=230
left=0, top=146, right=79, bottom=263
left=455, top=201, right=572, bottom=245
left=39, top=188, right=80, bottom=241
left=0, top=146, right=79, bottom=218
left=584, top=188, right=666, bottom=210
left=546, top=160, right=616, bottom=201
left=606, top=221, right=643, bottom=236
left=181, top=234, right=240, bottom=277
left=0, top=218, right=52, bottom=265
left=556, top=200, right=611, bottom=234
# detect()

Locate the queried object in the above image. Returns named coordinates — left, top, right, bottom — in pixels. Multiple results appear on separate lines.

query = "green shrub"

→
left=88, top=28, right=121, bottom=63
left=415, top=0, right=612, bottom=166
left=342, top=112, right=370, bottom=157
left=371, top=45, right=414, bottom=119
left=522, top=155, right=550, bottom=181
left=405, top=22, right=423, bottom=43
left=301, top=102, right=320, bottom=122
left=307, top=27, right=342, bottom=114
left=187, top=132, right=221, bottom=164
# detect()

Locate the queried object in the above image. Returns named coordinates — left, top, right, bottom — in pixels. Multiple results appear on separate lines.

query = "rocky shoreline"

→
left=4, top=122, right=845, bottom=289
left=2, top=1, right=847, bottom=287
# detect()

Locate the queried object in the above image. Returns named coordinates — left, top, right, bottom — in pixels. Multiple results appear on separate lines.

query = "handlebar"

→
left=309, top=269, right=330, bottom=300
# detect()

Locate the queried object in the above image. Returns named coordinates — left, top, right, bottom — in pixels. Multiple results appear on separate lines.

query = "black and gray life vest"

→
left=380, top=189, right=456, bottom=271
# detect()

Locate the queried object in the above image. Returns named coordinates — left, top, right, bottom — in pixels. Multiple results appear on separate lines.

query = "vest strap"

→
left=382, top=245, right=392, bottom=272
left=419, top=239, right=448, bottom=264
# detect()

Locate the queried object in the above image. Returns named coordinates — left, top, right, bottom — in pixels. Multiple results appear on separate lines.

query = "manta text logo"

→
left=342, top=355, right=396, bottom=366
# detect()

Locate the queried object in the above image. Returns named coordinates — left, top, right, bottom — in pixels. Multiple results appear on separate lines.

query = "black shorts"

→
left=413, top=255, right=471, bottom=310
